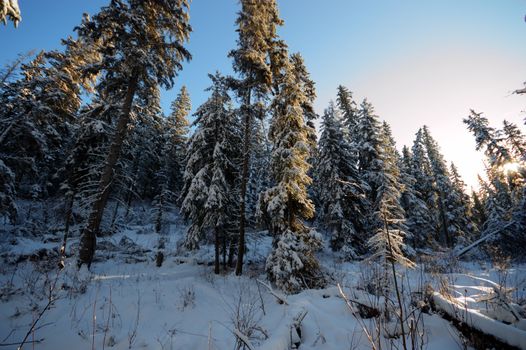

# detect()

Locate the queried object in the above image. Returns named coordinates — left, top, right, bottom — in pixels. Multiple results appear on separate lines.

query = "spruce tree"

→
left=315, top=102, right=367, bottom=257
left=77, top=0, right=191, bottom=268
left=354, top=99, right=383, bottom=233
left=399, top=146, right=435, bottom=249
left=229, top=0, right=283, bottom=275
left=336, top=85, right=359, bottom=145
left=422, top=126, right=471, bottom=246
left=262, top=57, right=324, bottom=293
left=180, top=73, right=241, bottom=274
left=367, top=122, right=414, bottom=294
left=154, top=86, right=191, bottom=233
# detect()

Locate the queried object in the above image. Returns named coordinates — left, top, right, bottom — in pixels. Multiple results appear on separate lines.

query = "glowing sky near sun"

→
left=1, top=0, right=525, bottom=189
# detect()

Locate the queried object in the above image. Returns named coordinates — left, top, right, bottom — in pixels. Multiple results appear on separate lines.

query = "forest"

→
left=1, top=0, right=526, bottom=349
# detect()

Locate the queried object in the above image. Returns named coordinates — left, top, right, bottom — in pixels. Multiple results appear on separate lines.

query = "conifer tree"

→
left=464, top=111, right=525, bottom=253
left=399, top=146, right=435, bottom=249
left=367, top=122, right=414, bottom=290
left=422, top=126, right=471, bottom=246
left=180, top=73, right=241, bottom=274
left=290, top=53, right=317, bottom=156
left=77, top=0, right=191, bottom=268
left=315, top=102, right=367, bottom=257
left=262, top=57, right=324, bottom=293
left=471, top=188, right=488, bottom=232
left=336, top=85, right=359, bottom=145
left=354, top=99, right=383, bottom=233
left=229, top=0, right=283, bottom=275
left=154, top=86, right=191, bottom=233
left=410, top=129, right=437, bottom=217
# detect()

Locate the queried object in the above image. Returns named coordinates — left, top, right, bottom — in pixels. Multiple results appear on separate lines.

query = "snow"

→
left=1, top=211, right=526, bottom=349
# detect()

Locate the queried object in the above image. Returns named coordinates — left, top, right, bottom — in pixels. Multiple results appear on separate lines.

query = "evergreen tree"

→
left=464, top=110, right=525, bottom=253
left=422, top=126, right=471, bottom=246
left=410, top=129, right=437, bottom=214
left=471, top=189, right=487, bottom=232
left=180, top=73, right=241, bottom=274
left=262, top=57, right=324, bottom=293
left=0, top=159, right=17, bottom=223
left=154, top=86, right=191, bottom=233
left=77, top=0, right=191, bottom=268
left=354, top=99, right=383, bottom=234
left=229, top=0, right=284, bottom=275
left=502, top=120, right=526, bottom=160
left=246, top=119, right=271, bottom=228
left=315, top=102, right=367, bottom=258
left=367, top=122, right=414, bottom=283
left=399, top=146, right=435, bottom=249
left=336, top=85, right=359, bottom=145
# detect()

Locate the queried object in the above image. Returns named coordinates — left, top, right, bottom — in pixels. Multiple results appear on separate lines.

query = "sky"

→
left=1, top=0, right=526, bottom=189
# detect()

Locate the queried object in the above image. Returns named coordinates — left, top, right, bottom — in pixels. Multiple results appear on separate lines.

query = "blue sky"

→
left=1, top=0, right=526, bottom=188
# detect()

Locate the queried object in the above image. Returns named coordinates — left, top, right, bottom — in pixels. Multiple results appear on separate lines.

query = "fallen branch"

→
left=338, top=284, right=377, bottom=350
left=259, top=308, right=308, bottom=350
left=336, top=286, right=382, bottom=319
left=233, top=328, right=255, bottom=350
left=429, top=289, right=526, bottom=349
left=455, top=223, right=514, bottom=258
left=256, top=279, right=288, bottom=305
left=290, top=309, right=308, bottom=349
left=0, top=339, right=44, bottom=347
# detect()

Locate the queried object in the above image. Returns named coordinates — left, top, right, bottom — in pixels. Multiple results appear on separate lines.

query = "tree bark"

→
left=77, top=72, right=139, bottom=268
left=214, top=226, right=220, bottom=274
left=235, top=89, right=251, bottom=276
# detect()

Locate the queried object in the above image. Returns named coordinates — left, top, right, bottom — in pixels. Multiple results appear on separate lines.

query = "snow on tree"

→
left=464, top=111, right=525, bottom=255
left=246, top=119, right=272, bottom=228
left=314, top=102, right=367, bottom=258
left=0, top=159, right=17, bottom=223
left=180, top=73, right=241, bottom=273
left=153, top=86, right=191, bottom=233
left=422, top=126, right=471, bottom=246
left=77, top=0, right=191, bottom=268
left=336, top=85, right=359, bottom=146
left=399, top=146, right=435, bottom=249
left=0, top=40, right=96, bottom=202
left=354, top=99, right=385, bottom=235
left=0, top=0, right=20, bottom=27
left=229, top=0, right=284, bottom=275
left=367, top=121, right=414, bottom=291
left=262, top=56, right=325, bottom=293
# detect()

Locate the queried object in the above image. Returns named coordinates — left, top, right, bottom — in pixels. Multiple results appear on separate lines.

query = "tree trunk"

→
left=77, top=72, right=139, bottom=269
left=222, top=234, right=227, bottom=270
left=214, top=226, right=220, bottom=274
left=155, top=192, right=164, bottom=233
left=235, top=89, right=251, bottom=276
left=228, top=236, right=237, bottom=268
left=59, top=193, right=74, bottom=269
left=437, top=190, right=451, bottom=247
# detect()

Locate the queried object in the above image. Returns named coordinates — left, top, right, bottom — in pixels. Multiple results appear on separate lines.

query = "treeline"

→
left=0, top=0, right=525, bottom=293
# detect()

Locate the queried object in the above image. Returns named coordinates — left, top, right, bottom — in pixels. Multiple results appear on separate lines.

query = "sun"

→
left=501, top=162, right=521, bottom=175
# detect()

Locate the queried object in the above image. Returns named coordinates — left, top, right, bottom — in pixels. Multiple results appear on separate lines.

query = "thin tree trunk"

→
left=109, top=200, right=120, bottom=232
left=155, top=192, right=164, bottom=233
left=383, top=214, right=408, bottom=350
left=437, top=190, right=451, bottom=247
left=228, top=236, right=237, bottom=268
left=59, top=193, right=74, bottom=269
left=235, top=89, right=251, bottom=276
left=222, top=234, right=227, bottom=270
left=214, top=226, right=220, bottom=274
left=77, top=72, right=139, bottom=269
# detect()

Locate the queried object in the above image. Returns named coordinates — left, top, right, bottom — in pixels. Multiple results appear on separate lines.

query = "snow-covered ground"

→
left=1, top=212, right=526, bottom=349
